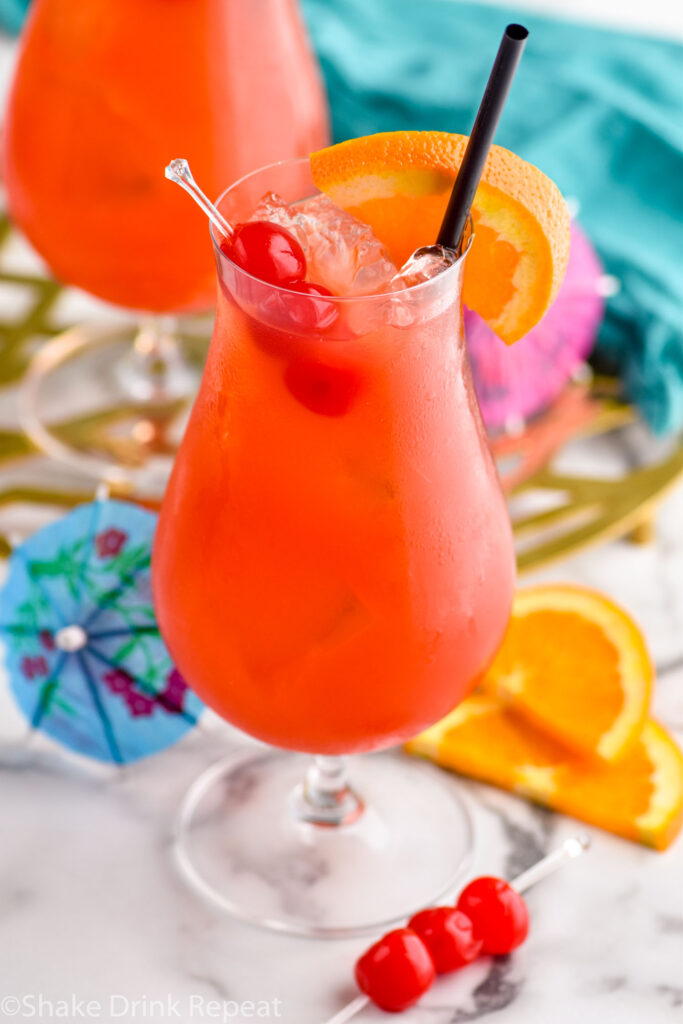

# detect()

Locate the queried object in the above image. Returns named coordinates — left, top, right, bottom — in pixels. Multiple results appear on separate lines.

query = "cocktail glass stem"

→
left=116, top=315, right=198, bottom=403
left=292, top=756, right=364, bottom=826
left=172, top=747, right=474, bottom=937
left=18, top=317, right=200, bottom=491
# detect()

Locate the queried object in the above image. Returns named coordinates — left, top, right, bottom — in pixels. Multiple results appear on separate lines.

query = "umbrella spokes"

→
left=0, top=499, right=204, bottom=764
left=85, top=644, right=197, bottom=726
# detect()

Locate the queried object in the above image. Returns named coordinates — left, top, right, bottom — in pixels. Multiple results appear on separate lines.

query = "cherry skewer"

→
left=322, top=834, right=591, bottom=1024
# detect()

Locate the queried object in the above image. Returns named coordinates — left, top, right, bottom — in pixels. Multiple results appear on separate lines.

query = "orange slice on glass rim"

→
left=480, top=584, right=653, bottom=763
left=406, top=694, right=683, bottom=851
left=310, top=131, right=571, bottom=344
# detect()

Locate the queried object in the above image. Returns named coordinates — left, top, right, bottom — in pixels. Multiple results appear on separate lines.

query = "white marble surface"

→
left=0, top=385, right=682, bottom=1024
left=4, top=459, right=682, bottom=1024
left=1, top=7, right=683, bottom=1024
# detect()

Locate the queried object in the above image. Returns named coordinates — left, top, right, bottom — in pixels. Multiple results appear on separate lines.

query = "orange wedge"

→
left=310, top=131, right=571, bottom=343
left=406, top=694, right=683, bottom=851
left=480, top=585, right=653, bottom=763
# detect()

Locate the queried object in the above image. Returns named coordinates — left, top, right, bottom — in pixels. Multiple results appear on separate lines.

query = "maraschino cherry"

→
left=221, top=221, right=306, bottom=287
left=456, top=877, right=529, bottom=955
left=408, top=906, right=482, bottom=973
left=353, top=878, right=529, bottom=1013
left=284, top=358, right=359, bottom=417
left=342, top=838, right=589, bottom=1021
left=284, top=281, right=339, bottom=330
left=222, top=222, right=341, bottom=335
left=354, top=928, right=435, bottom=1013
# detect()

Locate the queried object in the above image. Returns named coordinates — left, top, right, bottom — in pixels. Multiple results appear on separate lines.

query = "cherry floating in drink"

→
left=167, top=159, right=339, bottom=338
left=222, top=221, right=307, bottom=287
left=284, top=358, right=360, bottom=417
left=283, top=282, right=339, bottom=331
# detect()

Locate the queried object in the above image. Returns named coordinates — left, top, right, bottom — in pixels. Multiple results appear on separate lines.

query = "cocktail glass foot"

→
left=174, top=748, right=473, bottom=938
left=18, top=320, right=207, bottom=492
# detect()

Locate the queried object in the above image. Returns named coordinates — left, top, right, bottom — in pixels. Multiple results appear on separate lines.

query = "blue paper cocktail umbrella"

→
left=0, top=498, right=204, bottom=763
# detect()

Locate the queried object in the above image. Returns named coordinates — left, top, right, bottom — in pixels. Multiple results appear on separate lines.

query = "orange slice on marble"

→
left=481, top=584, right=653, bottom=762
left=310, top=131, right=570, bottom=343
left=406, top=694, right=683, bottom=851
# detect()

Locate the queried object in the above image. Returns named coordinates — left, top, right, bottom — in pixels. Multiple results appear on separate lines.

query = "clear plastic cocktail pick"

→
left=165, top=158, right=233, bottom=240
left=322, top=834, right=591, bottom=1024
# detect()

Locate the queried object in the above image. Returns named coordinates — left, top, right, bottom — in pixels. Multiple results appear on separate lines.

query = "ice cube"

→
left=297, top=194, right=398, bottom=296
left=391, top=245, right=460, bottom=288
left=249, top=191, right=398, bottom=296
left=248, top=192, right=308, bottom=250
left=386, top=246, right=462, bottom=328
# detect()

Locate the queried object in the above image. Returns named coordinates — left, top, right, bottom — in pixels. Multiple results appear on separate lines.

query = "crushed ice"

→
left=248, top=194, right=459, bottom=328
left=249, top=192, right=397, bottom=296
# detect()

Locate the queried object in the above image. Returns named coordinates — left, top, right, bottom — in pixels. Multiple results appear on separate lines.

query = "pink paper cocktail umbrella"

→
left=466, top=222, right=605, bottom=434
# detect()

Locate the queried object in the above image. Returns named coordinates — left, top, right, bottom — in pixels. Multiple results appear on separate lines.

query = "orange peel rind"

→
left=481, top=584, right=653, bottom=763
left=406, top=694, right=683, bottom=851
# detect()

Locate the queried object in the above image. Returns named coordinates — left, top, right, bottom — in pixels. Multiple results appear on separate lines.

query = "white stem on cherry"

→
left=322, top=834, right=591, bottom=1024
left=165, top=158, right=233, bottom=241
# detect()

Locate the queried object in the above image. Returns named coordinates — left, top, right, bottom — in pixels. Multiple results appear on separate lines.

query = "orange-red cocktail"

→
left=153, top=161, right=516, bottom=753
left=3, top=0, right=328, bottom=312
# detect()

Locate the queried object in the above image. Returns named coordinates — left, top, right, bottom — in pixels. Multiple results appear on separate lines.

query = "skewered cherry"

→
left=355, top=928, right=436, bottom=1013
left=456, top=876, right=529, bottom=955
left=408, top=907, right=482, bottom=973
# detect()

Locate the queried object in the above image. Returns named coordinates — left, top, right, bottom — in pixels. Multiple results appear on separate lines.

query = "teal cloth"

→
left=302, top=0, right=683, bottom=434
left=0, top=0, right=28, bottom=35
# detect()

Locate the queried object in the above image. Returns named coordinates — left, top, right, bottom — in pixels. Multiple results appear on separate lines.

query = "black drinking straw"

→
left=436, top=23, right=528, bottom=251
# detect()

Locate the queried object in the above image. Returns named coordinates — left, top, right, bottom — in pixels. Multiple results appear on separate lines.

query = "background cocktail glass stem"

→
left=117, top=316, right=197, bottom=404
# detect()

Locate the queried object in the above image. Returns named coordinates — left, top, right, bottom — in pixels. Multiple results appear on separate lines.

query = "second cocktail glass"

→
left=4, top=0, right=328, bottom=487
left=153, top=159, right=516, bottom=936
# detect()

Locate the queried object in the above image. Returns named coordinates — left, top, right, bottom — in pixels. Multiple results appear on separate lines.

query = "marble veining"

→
left=448, top=958, right=521, bottom=1021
